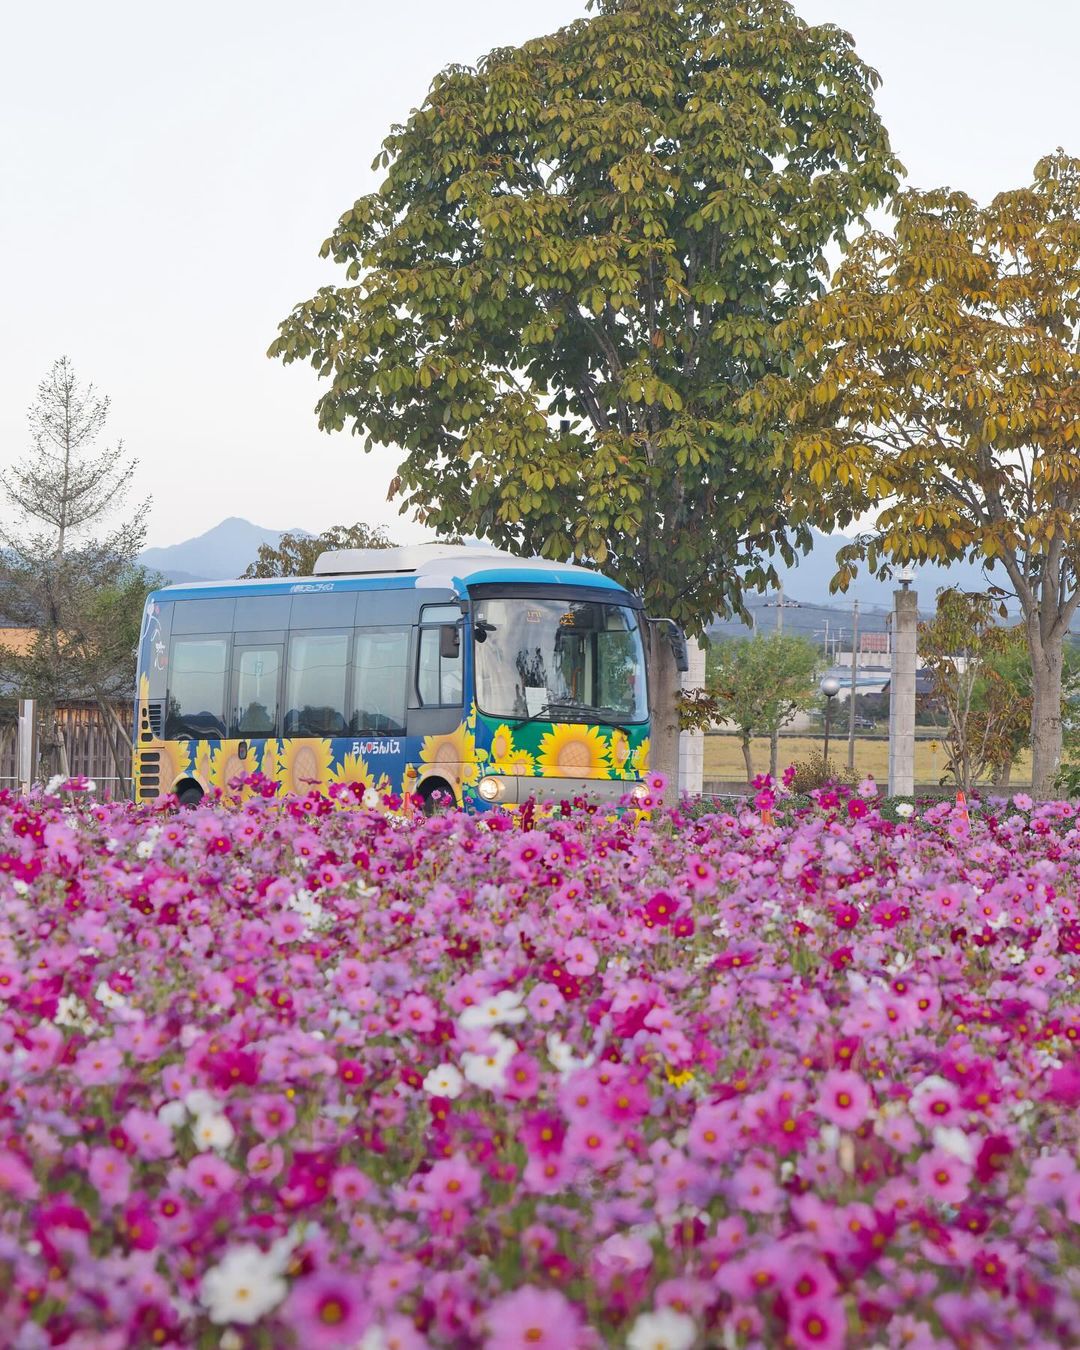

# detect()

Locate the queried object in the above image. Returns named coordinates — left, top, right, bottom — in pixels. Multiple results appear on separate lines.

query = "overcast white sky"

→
left=2, top=1, right=1077, bottom=548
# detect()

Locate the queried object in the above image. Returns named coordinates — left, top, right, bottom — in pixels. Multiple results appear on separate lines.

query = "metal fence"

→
left=0, top=699, right=134, bottom=799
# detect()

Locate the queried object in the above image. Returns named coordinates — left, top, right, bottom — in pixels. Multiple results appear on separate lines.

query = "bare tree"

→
left=0, top=357, right=152, bottom=780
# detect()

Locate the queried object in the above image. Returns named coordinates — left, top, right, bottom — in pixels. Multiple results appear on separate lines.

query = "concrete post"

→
left=678, top=637, right=706, bottom=797
left=888, top=589, right=917, bottom=797
left=17, top=699, right=35, bottom=793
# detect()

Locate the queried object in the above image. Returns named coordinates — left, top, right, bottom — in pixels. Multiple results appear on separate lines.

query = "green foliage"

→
left=697, top=633, right=820, bottom=778
left=918, top=591, right=1031, bottom=795
left=270, top=0, right=900, bottom=633
left=707, top=633, right=820, bottom=728
left=763, top=152, right=1080, bottom=793
left=242, top=523, right=394, bottom=578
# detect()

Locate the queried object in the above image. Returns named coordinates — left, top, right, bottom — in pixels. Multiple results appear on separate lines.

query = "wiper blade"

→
left=508, top=699, right=584, bottom=728
left=508, top=700, right=633, bottom=731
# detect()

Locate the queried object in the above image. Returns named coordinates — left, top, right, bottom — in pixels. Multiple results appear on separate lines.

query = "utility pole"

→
left=762, top=585, right=801, bottom=780
left=847, top=599, right=860, bottom=771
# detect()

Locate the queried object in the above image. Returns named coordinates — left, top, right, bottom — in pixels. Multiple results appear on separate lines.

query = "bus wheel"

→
left=176, top=782, right=204, bottom=808
left=420, top=780, right=455, bottom=816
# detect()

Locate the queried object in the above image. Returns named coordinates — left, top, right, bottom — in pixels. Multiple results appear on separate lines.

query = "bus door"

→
left=230, top=642, right=283, bottom=760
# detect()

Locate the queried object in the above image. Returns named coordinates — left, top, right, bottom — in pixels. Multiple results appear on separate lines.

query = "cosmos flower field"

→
left=1, top=777, right=1079, bottom=1349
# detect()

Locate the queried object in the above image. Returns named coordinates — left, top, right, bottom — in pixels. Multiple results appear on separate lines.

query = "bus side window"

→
left=417, top=605, right=463, bottom=707
left=285, top=632, right=350, bottom=737
left=166, top=637, right=228, bottom=740
left=352, top=627, right=408, bottom=735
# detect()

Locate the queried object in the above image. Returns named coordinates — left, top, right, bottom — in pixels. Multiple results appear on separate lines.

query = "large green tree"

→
left=271, top=0, right=899, bottom=775
left=761, top=153, right=1080, bottom=795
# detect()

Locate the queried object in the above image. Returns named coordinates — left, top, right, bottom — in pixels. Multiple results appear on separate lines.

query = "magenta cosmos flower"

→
left=484, top=1285, right=584, bottom=1349
left=815, top=1070, right=873, bottom=1129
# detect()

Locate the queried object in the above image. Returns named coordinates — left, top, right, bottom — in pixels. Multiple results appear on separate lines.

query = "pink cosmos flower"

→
left=522, top=1151, right=570, bottom=1195
left=485, top=1285, right=583, bottom=1349
left=564, top=1118, right=618, bottom=1171
left=88, top=1147, right=132, bottom=1208
left=729, top=1160, right=782, bottom=1214
left=283, top=1271, right=369, bottom=1349
left=917, top=1149, right=973, bottom=1206
left=423, top=1154, right=481, bottom=1208
left=503, top=1051, right=541, bottom=1101
left=816, top=1070, right=873, bottom=1129
left=184, top=1153, right=237, bottom=1197
left=247, top=1142, right=284, bottom=1181
left=121, top=1108, right=175, bottom=1161
left=72, top=1036, right=124, bottom=1090
left=1026, top=1151, right=1078, bottom=1206
left=0, top=1149, right=39, bottom=1201
left=910, top=1078, right=960, bottom=1129
left=251, top=1094, right=296, bottom=1137
left=318, top=1168, right=367, bottom=1214
left=789, top=1299, right=848, bottom=1350
left=524, top=982, right=565, bottom=1023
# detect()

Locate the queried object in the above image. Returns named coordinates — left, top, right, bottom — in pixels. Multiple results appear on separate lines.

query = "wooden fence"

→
left=0, top=700, right=134, bottom=799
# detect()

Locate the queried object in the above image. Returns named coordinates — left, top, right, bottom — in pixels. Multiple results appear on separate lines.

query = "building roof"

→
left=0, top=628, right=36, bottom=656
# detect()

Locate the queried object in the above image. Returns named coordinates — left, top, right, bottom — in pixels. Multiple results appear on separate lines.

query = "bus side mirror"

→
left=439, top=625, right=461, bottom=660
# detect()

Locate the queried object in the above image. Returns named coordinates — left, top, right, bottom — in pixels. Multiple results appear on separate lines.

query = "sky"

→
left=2, top=0, right=1077, bottom=549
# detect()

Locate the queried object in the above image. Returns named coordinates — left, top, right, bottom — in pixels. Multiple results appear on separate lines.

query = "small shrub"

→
left=789, top=750, right=858, bottom=795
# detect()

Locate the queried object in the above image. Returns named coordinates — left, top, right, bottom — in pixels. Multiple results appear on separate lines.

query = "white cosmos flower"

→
left=458, top=989, right=526, bottom=1030
left=546, top=1031, right=596, bottom=1078
left=194, top=1112, right=235, bottom=1152
left=461, top=1032, right=516, bottom=1090
left=362, top=788, right=381, bottom=809
left=94, top=981, right=129, bottom=1011
left=158, top=1100, right=188, bottom=1130
left=626, top=1308, right=697, bottom=1350
left=55, top=995, right=91, bottom=1030
left=422, top=1063, right=466, bottom=1098
left=933, top=1126, right=974, bottom=1163
left=184, top=1089, right=222, bottom=1118
left=895, top=802, right=915, bottom=819
left=199, top=1243, right=288, bottom=1324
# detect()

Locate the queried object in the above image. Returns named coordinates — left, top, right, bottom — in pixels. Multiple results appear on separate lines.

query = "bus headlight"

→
left=477, top=776, right=503, bottom=802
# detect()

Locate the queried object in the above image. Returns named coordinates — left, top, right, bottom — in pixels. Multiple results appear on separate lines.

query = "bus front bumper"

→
left=474, top=774, right=649, bottom=807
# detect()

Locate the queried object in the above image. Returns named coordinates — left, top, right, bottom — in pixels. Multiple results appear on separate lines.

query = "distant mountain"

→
left=138, top=517, right=307, bottom=583
left=758, top=529, right=1010, bottom=610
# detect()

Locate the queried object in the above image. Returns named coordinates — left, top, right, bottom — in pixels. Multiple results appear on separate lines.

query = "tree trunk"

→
left=36, top=702, right=60, bottom=783
left=1030, top=634, right=1064, bottom=798
left=646, top=623, right=681, bottom=788
left=769, top=727, right=778, bottom=780
left=741, top=735, right=754, bottom=783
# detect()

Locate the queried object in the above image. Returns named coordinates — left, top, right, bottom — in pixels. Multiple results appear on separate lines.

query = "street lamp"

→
left=820, top=674, right=841, bottom=765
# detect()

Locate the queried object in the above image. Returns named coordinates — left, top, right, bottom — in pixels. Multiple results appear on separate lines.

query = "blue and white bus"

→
left=133, top=544, right=666, bottom=810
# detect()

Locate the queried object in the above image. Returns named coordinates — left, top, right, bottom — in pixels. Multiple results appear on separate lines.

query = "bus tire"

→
left=420, top=779, right=455, bottom=816
left=176, top=781, right=204, bottom=808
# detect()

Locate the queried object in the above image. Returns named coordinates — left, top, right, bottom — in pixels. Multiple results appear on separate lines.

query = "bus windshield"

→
left=473, top=596, right=648, bottom=723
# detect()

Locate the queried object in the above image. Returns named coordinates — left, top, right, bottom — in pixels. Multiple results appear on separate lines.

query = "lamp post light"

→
left=820, top=674, right=841, bottom=765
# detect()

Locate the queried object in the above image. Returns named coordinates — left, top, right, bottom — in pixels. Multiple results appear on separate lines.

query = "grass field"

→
left=703, top=733, right=1033, bottom=788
